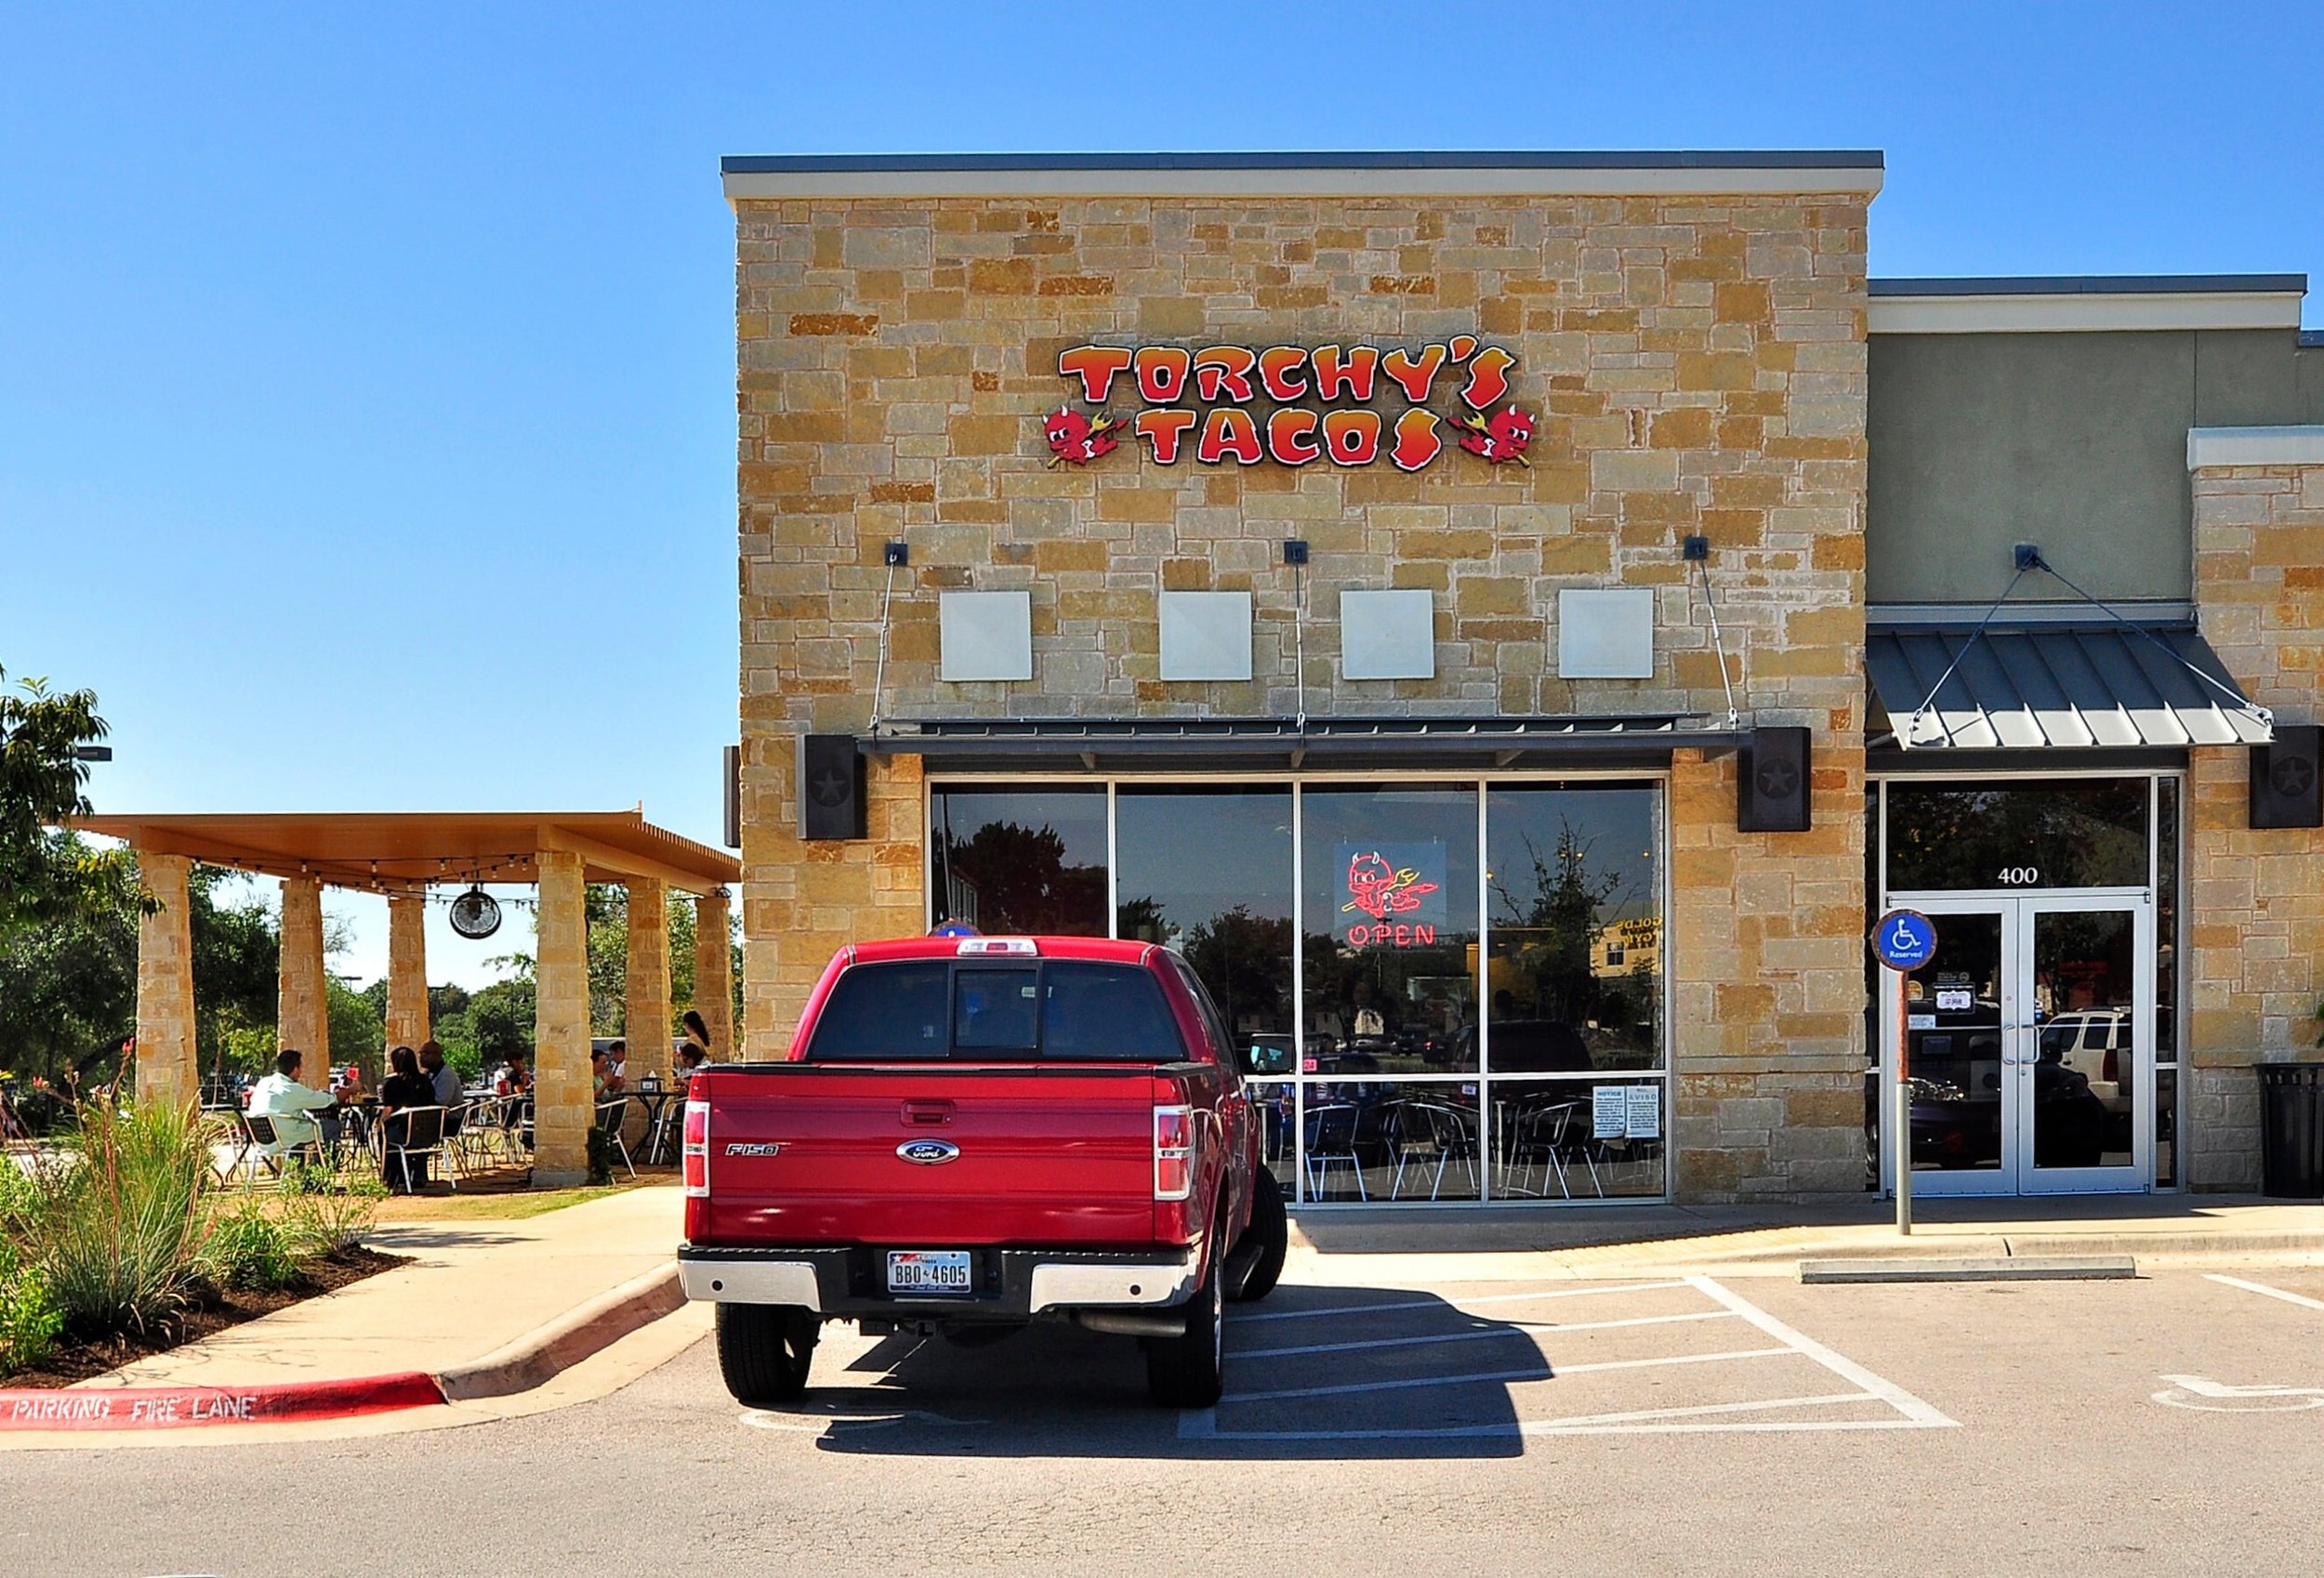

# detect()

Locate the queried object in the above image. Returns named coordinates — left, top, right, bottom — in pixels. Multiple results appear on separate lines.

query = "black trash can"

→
left=2256, top=1063, right=2324, bottom=1199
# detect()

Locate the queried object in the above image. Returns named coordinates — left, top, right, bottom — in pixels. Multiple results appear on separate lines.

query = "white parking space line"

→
left=1230, top=1347, right=1794, bottom=1406
left=1232, top=1309, right=1733, bottom=1361
left=1685, top=1275, right=1957, bottom=1428
left=1188, top=1275, right=1958, bottom=1441
left=2207, top=1273, right=2324, bottom=1313
left=1234, top=1281, right=1691, bottom=1324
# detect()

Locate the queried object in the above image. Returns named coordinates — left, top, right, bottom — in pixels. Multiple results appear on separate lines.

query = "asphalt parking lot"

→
left=12, top=1264, right=2324, bottom=1577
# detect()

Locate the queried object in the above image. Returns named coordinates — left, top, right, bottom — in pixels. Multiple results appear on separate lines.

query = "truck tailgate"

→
left=696, top=1065, right=1165, bottom=1246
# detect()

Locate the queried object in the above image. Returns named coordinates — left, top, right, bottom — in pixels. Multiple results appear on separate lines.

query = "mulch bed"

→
left=3, top=1245, right=410, bottom=1390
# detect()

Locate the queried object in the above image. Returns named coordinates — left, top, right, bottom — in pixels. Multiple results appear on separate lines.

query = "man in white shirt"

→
left=247, top=1049, right=338, bottom=1157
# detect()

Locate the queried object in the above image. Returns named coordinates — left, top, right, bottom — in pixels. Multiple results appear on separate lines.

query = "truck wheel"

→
left=1145, top=1245, right=1225, bottom=1408
left=716, top=1303, right=818, bottom=1405
left=1227, top=1171, right=1287, bottom=1303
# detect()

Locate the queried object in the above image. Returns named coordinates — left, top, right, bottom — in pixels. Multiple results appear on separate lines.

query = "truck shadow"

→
left=790, top=1284, right=1542, bottom=1460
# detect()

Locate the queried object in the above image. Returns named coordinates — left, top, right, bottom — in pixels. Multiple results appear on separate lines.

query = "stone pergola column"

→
left=386, top=892, right=430, bottom=1051
left=534, top=848, right=591, bottom=1183
left=133, top=853, right=197, bottom=1108
left=693, top=888, right=733, bottom=1059
left=624, top=879, right=670, bottom=1083
left=278, top=875, right=332, bottom=1085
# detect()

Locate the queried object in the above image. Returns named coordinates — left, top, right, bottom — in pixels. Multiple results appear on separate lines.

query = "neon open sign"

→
left=1339, top=844, right=1446, bottom=948
left=1044, top=337, right=1535, bottom=471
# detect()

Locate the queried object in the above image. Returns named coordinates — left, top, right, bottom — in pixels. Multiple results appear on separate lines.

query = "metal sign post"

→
left=1869, top=909, right=1938, bottom=1238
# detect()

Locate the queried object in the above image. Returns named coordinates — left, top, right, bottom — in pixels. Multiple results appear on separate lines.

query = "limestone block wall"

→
left=693, top=889, right=734, bottom=1059
left=132, top=853, right=197, bottom=1109
left=277, top=876, right=331, bottom=1083
left=385, top=893, right=430, bottom=1052
left=733, top=188, right=1872, bottom=1198
left=534, top=848, right=593, bottom=1181
left=624, top=880, right=671, bottom=1083
left=2186, top=460, right=2324, bottom=1189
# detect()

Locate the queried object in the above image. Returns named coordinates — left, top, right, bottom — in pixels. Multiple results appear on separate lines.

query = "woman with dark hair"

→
left=378, top=1045, right=439, bottom=1190
left=681, top=1009, right=713, bottom=1058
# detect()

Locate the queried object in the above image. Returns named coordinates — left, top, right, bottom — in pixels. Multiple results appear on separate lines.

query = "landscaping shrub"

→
left=0, top=1237, right=63, bottom=1377
left=22, top=1099, right=216, bottom=1336
left=279, top=1159, right=386, bottom=1257
left=205, top=1204, right=302, bottom=1292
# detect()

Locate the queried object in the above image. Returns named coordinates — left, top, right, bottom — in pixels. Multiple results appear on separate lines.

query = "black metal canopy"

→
left=860, top=715, right=1748, bottom=773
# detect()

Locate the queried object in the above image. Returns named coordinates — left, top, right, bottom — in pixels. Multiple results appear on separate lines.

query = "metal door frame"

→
left=1878, top=889, right=2154, bottom=1197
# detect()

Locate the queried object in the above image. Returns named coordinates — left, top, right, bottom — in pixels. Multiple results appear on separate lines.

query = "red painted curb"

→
left=0, top=1371, right=445, bottom=1431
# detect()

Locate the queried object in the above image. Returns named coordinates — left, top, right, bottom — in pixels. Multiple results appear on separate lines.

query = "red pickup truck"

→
left=677, top=934, right=1287, bottom=1408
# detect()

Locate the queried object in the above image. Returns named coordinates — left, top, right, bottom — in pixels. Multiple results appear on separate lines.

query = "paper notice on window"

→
left=1625, top=1085, right=1660, bottom=1139
left=1934, top=989, right=1974, bottom=1012
left=1908, top=1013, right=1938, bottom=1030
left=1592, top=1085, right=1627, bottom=1140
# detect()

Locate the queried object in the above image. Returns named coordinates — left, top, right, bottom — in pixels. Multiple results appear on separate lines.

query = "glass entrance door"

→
left=1880, top=895, right=2152, bottom=1196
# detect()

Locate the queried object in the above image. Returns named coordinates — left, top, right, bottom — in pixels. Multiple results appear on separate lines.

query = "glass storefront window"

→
left=1885, top=780, right=2149, bottom=891
left=929, top=788, right=1108, bottom=936
left=929, top=775, right=1671, bottom=1203
left=1303, top=1080, right=1482, bottom=1203
left=2156, top=776, right=2179, bottom=1067
left=1490, top=1078, right=1665, bottom=1199
left=1486, top=784, right=1663, bottom=1072
left=1301, top=786, right=1481, bottom=1075
left=1116, top=787, right=1293, bottom=1039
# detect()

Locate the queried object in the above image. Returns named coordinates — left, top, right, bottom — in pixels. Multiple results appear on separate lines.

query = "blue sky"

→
left=4, top=2, right=2319, bottom=985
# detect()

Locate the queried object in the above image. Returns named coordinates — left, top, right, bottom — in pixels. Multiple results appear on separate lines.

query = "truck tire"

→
left=1145, top=1241, right=1225, bottom=1408
left=1227, top=1171, right=1287, bottom=1303
left=716, top=1303, right=819, bottom=1405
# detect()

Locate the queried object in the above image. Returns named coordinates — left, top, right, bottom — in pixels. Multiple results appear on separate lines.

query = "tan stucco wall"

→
left=734, top=191, right=1870, bottom=1196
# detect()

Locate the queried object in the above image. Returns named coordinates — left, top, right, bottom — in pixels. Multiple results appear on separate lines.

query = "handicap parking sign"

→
left=1869, top=909, right=1937, bottom=971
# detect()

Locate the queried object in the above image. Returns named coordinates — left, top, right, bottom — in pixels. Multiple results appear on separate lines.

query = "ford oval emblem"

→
left=896, top=1138, right=960, bottom=1165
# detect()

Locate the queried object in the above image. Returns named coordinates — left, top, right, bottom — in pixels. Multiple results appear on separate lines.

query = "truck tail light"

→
left=682, top=1098, right=710, bottom=1198
left=1154, top=1103, right=1194, bottom=1202
left=2102, top=1048, right=2119, bottom=1085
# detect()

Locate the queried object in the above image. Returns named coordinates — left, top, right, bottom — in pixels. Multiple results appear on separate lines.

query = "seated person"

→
left=247, top=1049, right=339, bottom=1159
left=681, top=1009, right=713, bottom=1061
left=377, top=1045, right=440, bottom=1190
left=419, top=1040, right=463, bottom=1132
left=676, top=1042, right=708, bottom=1080
left=493, top=1053, right=532, bottom=1096
left=590, top=1045, right=625, bottom=1099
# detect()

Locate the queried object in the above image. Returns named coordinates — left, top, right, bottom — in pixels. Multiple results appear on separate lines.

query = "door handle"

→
left=902, top=1099, right=955, bottom=1126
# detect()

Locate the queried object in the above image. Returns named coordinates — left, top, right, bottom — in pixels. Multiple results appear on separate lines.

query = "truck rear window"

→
left=806, top=960, right=1187, bottom=1063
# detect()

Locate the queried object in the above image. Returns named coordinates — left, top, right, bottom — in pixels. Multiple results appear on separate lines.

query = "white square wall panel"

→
left=1158, top=591, right=1253, bottom=682
left=938, top=590, right=1034, bottom=682
left=1557, top=587, right=1656, bottom=679
left=1340, top=588, right=1437, bottom=681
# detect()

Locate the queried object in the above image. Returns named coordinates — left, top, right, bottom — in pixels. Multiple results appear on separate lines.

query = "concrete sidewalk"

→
left=75, top=1183, right=686, bottom=1390
left=1286, top=1194, right=2324, bottom=1282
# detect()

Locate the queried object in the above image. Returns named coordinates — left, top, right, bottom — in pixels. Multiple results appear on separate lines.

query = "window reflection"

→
left=1303, top=1081, right=1481, bottom=1203
left=1486, top=785, right=1663, bottom=1072
left=1886, top=780, right=2148, bottom=890
left=1301, top=787, right=1480, bottom=1074
left=1491, top=1078, right=1664, bottom=1199
left=1116, top=788, right=1293, bottom=1038
left=930, top=789, right=1108, bottom=936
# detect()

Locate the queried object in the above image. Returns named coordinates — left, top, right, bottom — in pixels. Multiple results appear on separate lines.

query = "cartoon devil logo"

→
left=1452, top=405, right=1534, bottom=466
left=1340, top=851, right=1440, bottom=923
left=1044, top=406, right=1125, bottom=467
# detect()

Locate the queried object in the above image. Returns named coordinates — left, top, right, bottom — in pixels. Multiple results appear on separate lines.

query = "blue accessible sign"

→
left=1869, top=909, right=1937, bottom=972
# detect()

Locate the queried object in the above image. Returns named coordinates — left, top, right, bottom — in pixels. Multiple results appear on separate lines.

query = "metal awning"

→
left=863, top=715, right=1747, bottom=772
left=1866, top=625, right=2272, bottom=750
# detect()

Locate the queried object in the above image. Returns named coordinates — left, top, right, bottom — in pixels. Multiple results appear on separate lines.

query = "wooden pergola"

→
left=75, top=810, right=742, bottom=1185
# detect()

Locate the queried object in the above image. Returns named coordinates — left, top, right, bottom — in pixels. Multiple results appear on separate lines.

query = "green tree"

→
left=0, top=667, right=114, bottom=937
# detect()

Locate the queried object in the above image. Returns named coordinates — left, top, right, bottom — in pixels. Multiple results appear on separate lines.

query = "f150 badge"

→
left=723, top=1142, right=783, bottom=1157
left=897, top=1139, right=961, bottom=1165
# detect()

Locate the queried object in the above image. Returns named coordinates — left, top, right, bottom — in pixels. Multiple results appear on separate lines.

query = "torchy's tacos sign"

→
left=1043, top=335, right=1534, bottom=472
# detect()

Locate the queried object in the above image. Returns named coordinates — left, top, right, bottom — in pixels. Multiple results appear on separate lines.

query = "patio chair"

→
left=378, top=1105, right=449, bottom=1194
left=1304, top=1103, right=1367, bottom=1202
left=1505, top=1099, right=1603, bottom=1200
left=595, top=1097, right=638, bottom=1181
left=1389, top=1101, right=1479, bottom=1202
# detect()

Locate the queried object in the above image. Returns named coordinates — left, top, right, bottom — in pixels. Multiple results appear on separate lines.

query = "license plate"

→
left=887, top=1250, right=973, bottom=1295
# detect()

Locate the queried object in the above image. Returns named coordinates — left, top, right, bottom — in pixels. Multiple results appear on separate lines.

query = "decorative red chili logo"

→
left=1340, top=851, right=1440, bottom=923
left=1043, top=406, right=1125, bottom=467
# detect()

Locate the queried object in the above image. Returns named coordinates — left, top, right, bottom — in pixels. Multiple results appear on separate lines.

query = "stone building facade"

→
left=727, top=152, right=2320, bottom=1206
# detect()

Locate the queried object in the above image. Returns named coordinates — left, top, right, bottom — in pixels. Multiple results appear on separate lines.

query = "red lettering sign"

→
left=1040, top=338, right=1533, bottom=470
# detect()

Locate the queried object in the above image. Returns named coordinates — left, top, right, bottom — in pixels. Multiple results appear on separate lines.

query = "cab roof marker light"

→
left=957, top=937, right=1039, bottom=956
